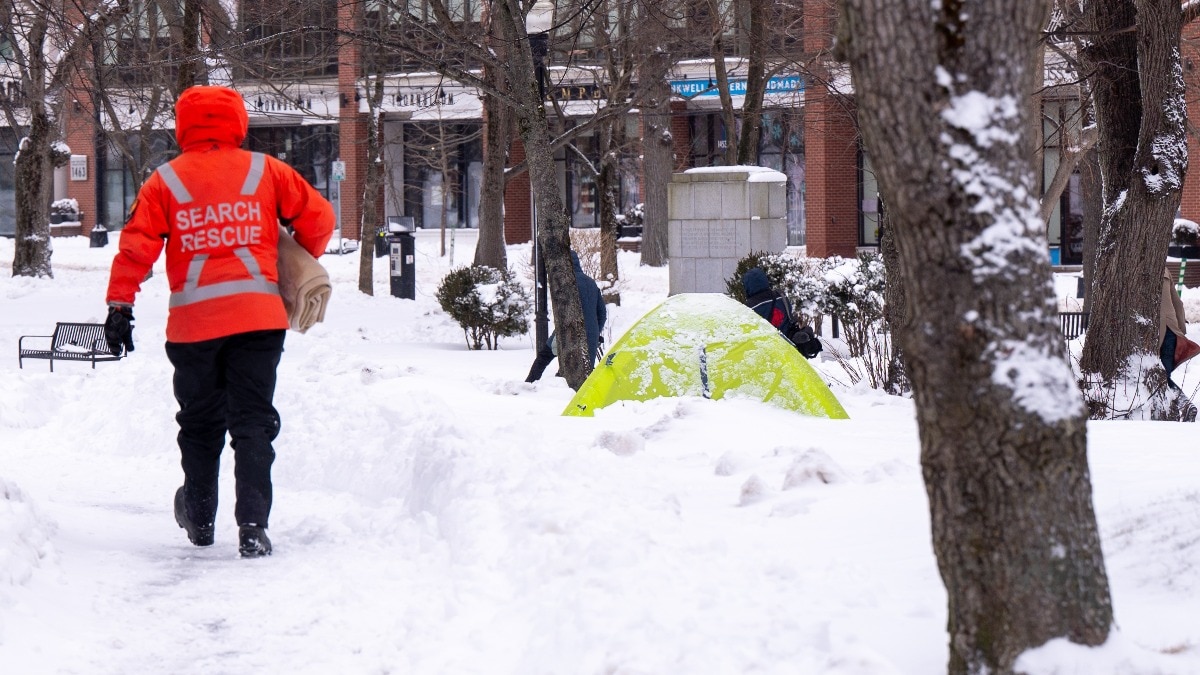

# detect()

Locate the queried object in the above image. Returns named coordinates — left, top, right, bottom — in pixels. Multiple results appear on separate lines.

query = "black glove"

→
left=105, top=305, right=135, bottom=356
left=790, top=325, right=822, bottom=359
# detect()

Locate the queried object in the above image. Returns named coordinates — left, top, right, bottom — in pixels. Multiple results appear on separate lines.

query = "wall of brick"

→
left=671, top=101, right=691, bottom=171
left=803, top=84, right=859, bottom=258
left=504, top=138, right=532, bottom=243
left=337, top=1, right=365, bottom=241
left=1182, top=24, right=1200, bottom=223
left=62, top=94, right=99, bottom=236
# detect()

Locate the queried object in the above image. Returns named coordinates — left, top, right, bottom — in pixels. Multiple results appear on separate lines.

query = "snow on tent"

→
left=564, top=293, right=849, bottom=419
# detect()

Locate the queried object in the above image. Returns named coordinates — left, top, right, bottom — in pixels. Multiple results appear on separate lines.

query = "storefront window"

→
left=761, top=110, right=805, bottom=245
left=401, top=122, right=482, bottom=229
left=102, top=131, right=176, bottom=230
left=0, top=129, right=16, bottom=236
left=688, top=113, right=732, bottom=167
left=246, top=125, right=338, bottom=201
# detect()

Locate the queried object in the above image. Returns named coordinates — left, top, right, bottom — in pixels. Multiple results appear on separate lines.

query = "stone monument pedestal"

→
left=668, top=166, right=788, bottom=295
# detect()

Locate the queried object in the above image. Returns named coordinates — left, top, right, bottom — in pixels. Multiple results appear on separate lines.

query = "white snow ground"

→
left=1, top=231, right=1199, bottom=675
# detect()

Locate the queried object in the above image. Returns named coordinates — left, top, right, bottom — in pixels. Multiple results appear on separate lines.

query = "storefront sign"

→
left=670, top=75, right=803, bottom=99
left=547, top=84, right=604, bottom=101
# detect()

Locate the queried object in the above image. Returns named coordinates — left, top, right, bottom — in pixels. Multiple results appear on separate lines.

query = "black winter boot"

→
left=174, top=487, right=214, bottom=546
left=238, top=525, right=272, bottom=558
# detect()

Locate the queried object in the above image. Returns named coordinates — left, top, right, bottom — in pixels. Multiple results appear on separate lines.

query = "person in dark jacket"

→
left=742, top=266, right=822, bottom=359
left=526, top=251, right=608, bottom=382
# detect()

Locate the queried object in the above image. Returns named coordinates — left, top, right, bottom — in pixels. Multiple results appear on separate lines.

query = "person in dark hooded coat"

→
left=526, top=251, right=608, bottom=382
left=742, top=266, right=821, bottom=359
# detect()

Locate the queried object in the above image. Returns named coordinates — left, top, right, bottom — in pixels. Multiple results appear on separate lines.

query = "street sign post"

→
left=332, top=160, right=346, bottom=253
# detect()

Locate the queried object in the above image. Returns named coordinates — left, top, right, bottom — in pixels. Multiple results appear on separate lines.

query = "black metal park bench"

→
left=18, top=322, right=123, bottom=371
left=1059, top=311, right=1090, bottom=341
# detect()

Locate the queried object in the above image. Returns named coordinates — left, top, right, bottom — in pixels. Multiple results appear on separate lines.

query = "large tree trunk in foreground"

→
left=838, top=0, right=1112, bottom=672
left=1077, top=0, right=1190, bottom=419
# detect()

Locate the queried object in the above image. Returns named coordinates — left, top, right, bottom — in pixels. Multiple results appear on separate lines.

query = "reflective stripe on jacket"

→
left=106, top=85, right=334, bottom=343
left=158, top=156, right=280, bottom=310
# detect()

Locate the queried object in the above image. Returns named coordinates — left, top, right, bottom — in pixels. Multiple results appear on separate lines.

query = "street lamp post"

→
left=527, top=0, right=553, bottom=357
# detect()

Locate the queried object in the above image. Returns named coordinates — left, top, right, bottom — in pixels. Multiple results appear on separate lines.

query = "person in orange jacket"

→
left=104, top=85, right=334, bottom=557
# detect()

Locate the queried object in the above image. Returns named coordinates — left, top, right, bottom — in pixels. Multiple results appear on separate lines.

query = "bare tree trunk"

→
left=357, top=78, right=386, bottom=295
left=735, top=0, right=767, bottom=165
left=437, top=122, right=450, bottom=257
left=710, top=22, right=739, bottom=166
left=839, top=1, right=1112, bottom=672
left=13, top=104, right=55, bottom=278
left=638, top=48, right=672, bottom=267
left=1080, top=149, right=1102, bottom=312
left=597, top=118, right=621, bottom=304
left=176, top=0, right=204, bottom=90
left=497, top=0, right=588, bottom=388
left=877, top=211, right=908, bottom=395
left=474, top=26, right=511, bottom=269
left=1077, top=0, right=1189, bottom=419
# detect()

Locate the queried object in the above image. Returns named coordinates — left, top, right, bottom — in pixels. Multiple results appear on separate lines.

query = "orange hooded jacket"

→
left=106, top=86, right=334, bottom=343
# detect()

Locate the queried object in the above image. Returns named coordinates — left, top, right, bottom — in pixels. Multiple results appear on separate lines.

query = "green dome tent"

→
left=563, top=293, right=849, bottom=419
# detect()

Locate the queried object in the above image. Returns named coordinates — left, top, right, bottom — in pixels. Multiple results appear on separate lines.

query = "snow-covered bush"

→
left=818, top=253, right=887, bottom=354
left=818, top=253, right=891, bottom=388
left=1172, top=217, right=1198, bottom=246
left=727, top=251, right=893, bottom=389
left=436, top=265, right=531, bottom=350
left=725, top=251, right=825, bottom=327
left=50, top=198, right=79, bottom=215
left=621, top=202, right=643, bottom=238
left=50, top=141, right=71, bottom=169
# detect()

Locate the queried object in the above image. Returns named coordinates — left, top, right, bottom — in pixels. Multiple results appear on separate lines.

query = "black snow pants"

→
left=165, top=329, right=285, bottom=528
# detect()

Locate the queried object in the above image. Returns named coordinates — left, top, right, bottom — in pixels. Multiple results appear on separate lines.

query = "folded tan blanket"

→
left=277, top=226, right=332, bottom=333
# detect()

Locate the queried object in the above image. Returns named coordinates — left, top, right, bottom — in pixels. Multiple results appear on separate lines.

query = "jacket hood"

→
left=175, top=86, right=248, bottom=152
left=742, top=267, right=770, bottom=296
left=570, top=251, right=583, bottom=272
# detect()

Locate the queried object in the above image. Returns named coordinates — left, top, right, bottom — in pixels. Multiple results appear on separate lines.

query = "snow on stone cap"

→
left=682, top=165, right=787, bottom=182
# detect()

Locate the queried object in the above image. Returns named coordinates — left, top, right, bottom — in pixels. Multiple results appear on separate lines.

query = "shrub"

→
left=51, top=198, right=79, bottom=215
left=568, top=228, right=603, bottom=280
left=725, top=251, right=824, bottom=327
left=819, top=253, right=891, bottom=388
left=436, top=265, right=532, bottom=350
left=727, top=250, right=894, bottom=389
left=817, top=253, right=887, bottom=349
left=1173, top=218, right=1198, bottom=247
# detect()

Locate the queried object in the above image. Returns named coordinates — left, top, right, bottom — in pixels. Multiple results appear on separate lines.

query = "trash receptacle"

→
left=385, top=216, right=416, bottom=299
left=89, top=225, right=108, bottom=248
left=374, top=225, right=389, bottom=258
